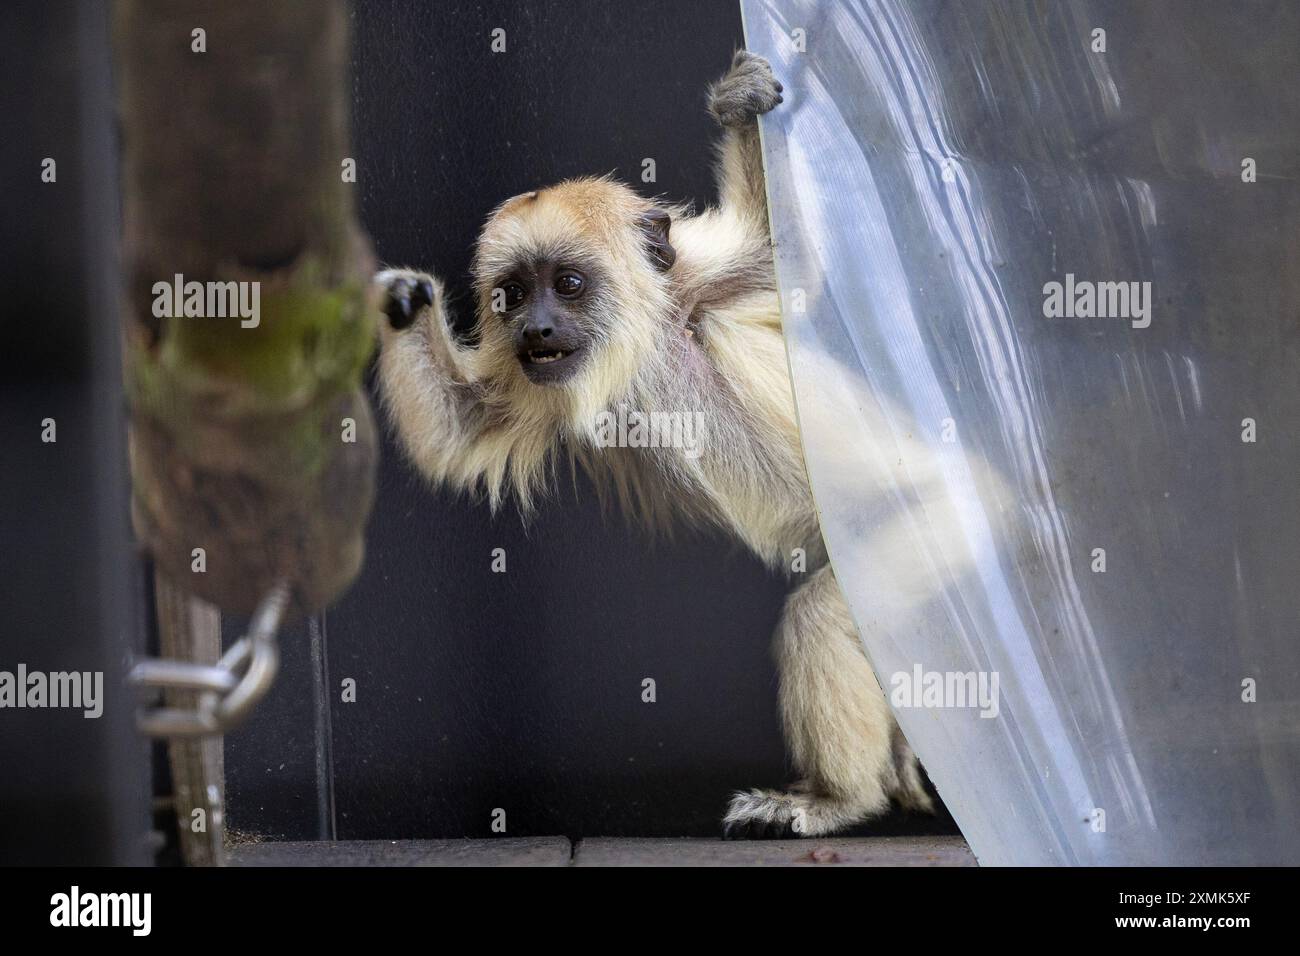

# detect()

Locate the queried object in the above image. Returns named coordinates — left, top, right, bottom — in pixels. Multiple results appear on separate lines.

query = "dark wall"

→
left=0, top=0, right=150, bottom=865
left=227, top=0, right=796, bottom=840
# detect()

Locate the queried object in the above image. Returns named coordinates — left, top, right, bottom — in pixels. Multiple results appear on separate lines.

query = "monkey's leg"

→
left=708, top=49, right=782, bottom=226
left=723, top=564, right=933, bottom=838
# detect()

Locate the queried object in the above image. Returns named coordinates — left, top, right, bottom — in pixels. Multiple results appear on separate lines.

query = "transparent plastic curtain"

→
left=742, top=0, right=1299, bottom=865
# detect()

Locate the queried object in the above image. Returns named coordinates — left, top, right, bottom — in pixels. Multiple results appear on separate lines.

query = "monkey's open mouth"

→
left=517, top=345, right=584, bottom=383
left=525, top=348, right=573, bottom=365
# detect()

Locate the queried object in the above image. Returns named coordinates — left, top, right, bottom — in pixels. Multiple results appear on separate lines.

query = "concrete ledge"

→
left=574, top=835, right=975, bottom=866
left=228, top=835, right=974, bottom=867
left=229, top=837, right=571, bottom=867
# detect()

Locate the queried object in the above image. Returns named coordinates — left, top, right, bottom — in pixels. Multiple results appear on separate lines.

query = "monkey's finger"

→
left=383, top=286, right=416, bottom=330
left=412, top=277, right=436, bottom=309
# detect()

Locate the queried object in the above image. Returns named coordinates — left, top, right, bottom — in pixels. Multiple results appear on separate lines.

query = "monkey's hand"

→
left=375, top=267, right=476, bottom=387
left=377, top=268, right=441, bottom=332
left=708, top=50, right=783, bottom=128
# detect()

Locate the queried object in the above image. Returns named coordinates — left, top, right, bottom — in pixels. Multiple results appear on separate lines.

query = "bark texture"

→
left=115, top=0, right=376, bottom=614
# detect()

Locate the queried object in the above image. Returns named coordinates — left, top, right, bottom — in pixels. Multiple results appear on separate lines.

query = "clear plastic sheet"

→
left=743, top=0, right=1299, bottom=864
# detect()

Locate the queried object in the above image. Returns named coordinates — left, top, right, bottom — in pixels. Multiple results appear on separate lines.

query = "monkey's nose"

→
left=522, top=321, right=554, bottom=343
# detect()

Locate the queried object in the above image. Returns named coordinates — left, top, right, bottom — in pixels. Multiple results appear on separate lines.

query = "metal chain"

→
left=129, top=582, right=289, bottom=738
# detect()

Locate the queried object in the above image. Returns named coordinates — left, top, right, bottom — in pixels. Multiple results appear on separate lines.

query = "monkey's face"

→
left=496, top=260, right=597, bottom=386
left=473, top=178, right=678, bottom=403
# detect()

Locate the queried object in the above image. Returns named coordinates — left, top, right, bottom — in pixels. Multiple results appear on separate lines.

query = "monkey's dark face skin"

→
left=497, top=260, right=595, bottom=385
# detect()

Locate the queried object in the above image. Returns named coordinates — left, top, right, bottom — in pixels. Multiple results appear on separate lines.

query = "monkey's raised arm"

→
left=707, top=50, right=783, bottom=231
left=376, top=269, right=503, bottom=497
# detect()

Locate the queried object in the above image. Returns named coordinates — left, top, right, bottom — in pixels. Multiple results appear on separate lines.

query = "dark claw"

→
left=384, top=282, right=416, bottom=331
left=412, top=278, right=435, bottom=310
left=722, top=817, right=797, bottom=840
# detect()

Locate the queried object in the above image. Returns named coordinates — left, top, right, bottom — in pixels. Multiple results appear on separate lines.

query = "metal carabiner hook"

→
left=128, top=582, right=290, bottom=738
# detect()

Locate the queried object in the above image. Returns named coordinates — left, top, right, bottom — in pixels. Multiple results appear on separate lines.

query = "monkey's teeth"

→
left=528, top=349, right=568, bottom=364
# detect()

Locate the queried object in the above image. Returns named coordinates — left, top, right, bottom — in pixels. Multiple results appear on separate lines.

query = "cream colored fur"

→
left=377, top=53, right=931, bottom=836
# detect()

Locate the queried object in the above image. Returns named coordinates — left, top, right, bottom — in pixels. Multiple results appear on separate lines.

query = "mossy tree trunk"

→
left=115, top=0, right=377, bottom=616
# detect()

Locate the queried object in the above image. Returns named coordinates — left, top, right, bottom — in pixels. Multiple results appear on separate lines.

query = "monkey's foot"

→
left=722, top=781, right=885, bottom=839
left=376, top=268, right=440, bottom=331
left=708, top=50, right=783, bottom=128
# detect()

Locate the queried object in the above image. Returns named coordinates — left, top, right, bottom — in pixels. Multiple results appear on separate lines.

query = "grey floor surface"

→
left=229, top=835, right=976, bottom=867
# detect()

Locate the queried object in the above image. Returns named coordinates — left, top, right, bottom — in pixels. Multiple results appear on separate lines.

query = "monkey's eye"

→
left=499, top=281, right=527, bottom=311
left=554, top=271, right=585, bottom=299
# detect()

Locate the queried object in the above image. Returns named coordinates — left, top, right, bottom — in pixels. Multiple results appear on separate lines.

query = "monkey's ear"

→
left=638, top=208, right=676, bottom=272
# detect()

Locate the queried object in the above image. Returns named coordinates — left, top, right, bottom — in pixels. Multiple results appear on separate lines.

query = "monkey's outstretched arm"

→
left=708, top=50, right=783, bottom=231
left=375, top=269, right=499, bottom=493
